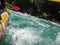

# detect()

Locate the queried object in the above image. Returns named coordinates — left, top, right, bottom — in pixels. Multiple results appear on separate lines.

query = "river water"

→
left=1, top=10, right=60, bottom=45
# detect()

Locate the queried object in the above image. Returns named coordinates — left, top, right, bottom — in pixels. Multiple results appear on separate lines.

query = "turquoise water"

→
left=1, top=10, right=60, bottom=45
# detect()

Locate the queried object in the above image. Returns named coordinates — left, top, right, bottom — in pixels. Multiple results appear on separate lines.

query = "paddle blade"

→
left=12, top=5, right=21, bottom=11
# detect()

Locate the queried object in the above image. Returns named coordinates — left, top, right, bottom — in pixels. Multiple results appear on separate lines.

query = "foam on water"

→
left=4, top=27, right=60, bottom=45
left=6, top=27, right=44, bottom=45
left=55, top=32, right=60, bottom=44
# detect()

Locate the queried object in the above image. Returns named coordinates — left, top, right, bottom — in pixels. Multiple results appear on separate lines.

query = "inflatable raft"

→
left=49, top=0, right=60, bottom=3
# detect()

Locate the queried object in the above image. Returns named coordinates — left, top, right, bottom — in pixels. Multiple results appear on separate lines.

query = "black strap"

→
left=0, top=15, right=1, bottom=20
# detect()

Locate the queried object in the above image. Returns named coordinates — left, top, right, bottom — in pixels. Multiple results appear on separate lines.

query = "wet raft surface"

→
left=1, top=10, right=60, bottom=45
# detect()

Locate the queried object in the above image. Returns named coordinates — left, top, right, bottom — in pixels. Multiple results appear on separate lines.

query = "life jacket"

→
left=0, top=9, right=9, bottom=31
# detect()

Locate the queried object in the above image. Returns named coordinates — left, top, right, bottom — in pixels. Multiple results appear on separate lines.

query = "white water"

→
left=55, top=32, right=60, bottom=44
left=2, top=10, right=60, bottom=45
left=6, top=27, right=44, bottom=45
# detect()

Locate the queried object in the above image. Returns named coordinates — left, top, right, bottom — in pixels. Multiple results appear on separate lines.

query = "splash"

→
left=6, top=27, right=44, bottom=45
left=55, top=32, right=60, bottom=44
